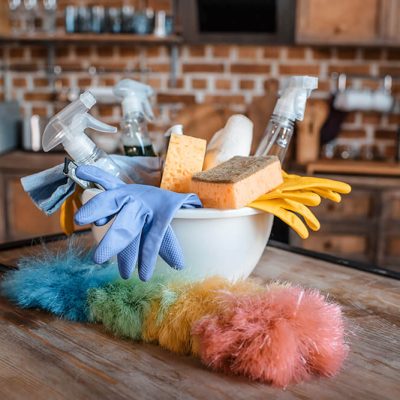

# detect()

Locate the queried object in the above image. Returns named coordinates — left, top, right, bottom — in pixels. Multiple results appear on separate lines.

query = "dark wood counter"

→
left=0, top=237, right=399, bottom=400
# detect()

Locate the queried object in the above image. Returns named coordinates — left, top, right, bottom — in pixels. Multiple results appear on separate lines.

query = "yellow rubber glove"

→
left=249, top=199, right=310, bottom=239
left=248, top=171, right=351, bottom=239
left=59, top=187, right=83, bottom=235
left=307, top=188, right=342, bottom=203
left=280, top=171, right=351, bottom=195
left=257, top=190, right=321, bottom=207
left=249, top=198, right=320, bottom=239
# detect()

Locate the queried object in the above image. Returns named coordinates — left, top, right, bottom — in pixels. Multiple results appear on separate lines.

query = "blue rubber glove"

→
left=74, top=165, right=202, bottom=281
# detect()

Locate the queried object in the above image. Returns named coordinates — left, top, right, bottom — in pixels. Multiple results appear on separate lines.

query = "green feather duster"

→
left=88, top=275, right=167, bottom=339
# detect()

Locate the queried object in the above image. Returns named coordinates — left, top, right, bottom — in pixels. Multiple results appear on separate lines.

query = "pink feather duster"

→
left=192, top=285, right=348, bottom=387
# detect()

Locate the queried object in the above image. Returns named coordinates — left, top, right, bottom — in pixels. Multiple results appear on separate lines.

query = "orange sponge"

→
left=190, top=156, right=283, bottom=209
left=161, top=134, right=207, bottom=193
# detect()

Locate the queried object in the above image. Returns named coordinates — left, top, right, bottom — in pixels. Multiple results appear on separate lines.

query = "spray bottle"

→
left=42, top=91, right=132, bottom=184
left=113, top=79, right=156, bottom=157
left=255, top=76, right=318, bottom=162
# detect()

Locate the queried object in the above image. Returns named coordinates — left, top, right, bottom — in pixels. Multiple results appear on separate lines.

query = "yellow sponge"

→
left=161, top=134, right=206, bottom=193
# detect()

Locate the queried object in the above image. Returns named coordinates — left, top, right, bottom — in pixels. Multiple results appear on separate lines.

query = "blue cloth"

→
left=20, top=155, right=163, bottom=215
left=20, top=163, right=75, bottom=216
left=74, top=165, right=202, bottom=281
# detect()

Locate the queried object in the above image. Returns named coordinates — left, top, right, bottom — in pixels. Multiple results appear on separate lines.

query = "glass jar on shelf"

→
left=23, top=0, right=39, bottom=33
left=8, top=0, right=23, bottom=34
left=41, top=0, right=57, bottom=33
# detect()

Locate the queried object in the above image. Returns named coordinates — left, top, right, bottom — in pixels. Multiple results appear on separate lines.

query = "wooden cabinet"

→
left=376, top=189, right=400, bottom=268
left=312, top=189, right=375, bottom=220
left=381, top=0, right=400, bottom=43
left=290, top=175, right=400, bottom=272
left=300, top=233, right=371, bottom=260
left=0, top=152, right=65, bottom=242
left=296, top=0, right=400, bottom=45
left=5, top=175, right=61, bottom=240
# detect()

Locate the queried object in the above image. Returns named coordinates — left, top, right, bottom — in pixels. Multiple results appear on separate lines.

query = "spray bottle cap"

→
left=42, top=91, right=117, bottom=162
left=113, top=79, right=155, bottom=121
left=164, top=124, right=183, bottom=137
left=273, top=76, right=318, bottom=121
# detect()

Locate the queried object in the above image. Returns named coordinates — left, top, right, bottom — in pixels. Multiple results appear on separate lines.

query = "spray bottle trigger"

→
left=63, top=158, right=92, bottom=189
left=142, top=99, right=155, bottom=121
left=84, top=114, right=117, bottom=134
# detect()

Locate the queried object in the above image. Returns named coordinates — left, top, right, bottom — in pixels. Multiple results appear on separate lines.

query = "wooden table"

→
left=0, top=237, right=399, bottom=400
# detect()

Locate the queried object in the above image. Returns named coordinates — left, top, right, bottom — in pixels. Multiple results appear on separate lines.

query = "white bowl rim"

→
left=175, top=207, right=264, bottom=219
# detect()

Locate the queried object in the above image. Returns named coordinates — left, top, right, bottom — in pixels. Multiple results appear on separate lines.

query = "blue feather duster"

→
left=0, top=238, right=119, bottom=321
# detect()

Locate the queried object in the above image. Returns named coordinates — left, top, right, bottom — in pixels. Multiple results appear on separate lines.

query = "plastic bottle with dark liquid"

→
left=121, top=111, right=156, bottom=157
left=114, top=79, right=156, bottom=158
left=123, top=143, right=156, bottom=157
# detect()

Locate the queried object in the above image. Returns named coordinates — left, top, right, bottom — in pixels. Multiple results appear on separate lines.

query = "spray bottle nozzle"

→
left=42, top=91, right=117, bottom=162
left=274, top=75, right=318, bottom=122
left=164, top=124, right=183, bottom=137
left=113, top=79, right=155, bottom=121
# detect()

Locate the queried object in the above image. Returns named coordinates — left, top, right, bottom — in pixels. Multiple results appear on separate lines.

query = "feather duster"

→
left=156, top=276, right=262, bottom=355
left=142, top=282, right=184, bottom=343
left=192, top=285, right=348, bottom=387
left=88, top=275, right=167, bottom=339
left=0, top=239, right=118, bottom=322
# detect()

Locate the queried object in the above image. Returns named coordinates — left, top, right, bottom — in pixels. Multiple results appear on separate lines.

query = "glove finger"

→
left=283, top=199, right=320, bottom=231
left=297, top=177, right=351, bottom=194
left=280, top=178, right=351, bottom=195
left=117, top=235, right=141, bottom=279
left=310, top=188, right=342, bottom=203
left=76, top=165, right=125, bottom=190
left=251, top=198, right=320, bottom=232
left=284, top=191, right=321, bottom=207
left=137, top=195, right=199, bottom=281
left=138, top=226, right=166, bottom=282
left=257, top=190, right=321, bottom=207
left=94, top=216, right=114, bottom=226
left=94, top=201, right=145, bottom=264
left=159, top=226, right=185, bottom=270
left=74, top=189, right=128, bottom=225
left=249, top=201, right=309, bottom=239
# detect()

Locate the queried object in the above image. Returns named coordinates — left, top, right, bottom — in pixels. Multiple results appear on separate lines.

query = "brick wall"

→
left=1, top=42, right=400, bottom=159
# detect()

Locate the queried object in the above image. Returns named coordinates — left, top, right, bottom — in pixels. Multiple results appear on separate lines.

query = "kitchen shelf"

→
left=0, top=33, right=183, bottom=45
left=307, top=160, right=400, bottom=177
left=0, top=33, right=182, bottom=87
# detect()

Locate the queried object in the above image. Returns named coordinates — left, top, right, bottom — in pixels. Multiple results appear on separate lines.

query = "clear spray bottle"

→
left=113, top=79, right=156, bottom=157
left=42, top=91, right=133, bottom=183
left=255, top=76, right=318, bottom=162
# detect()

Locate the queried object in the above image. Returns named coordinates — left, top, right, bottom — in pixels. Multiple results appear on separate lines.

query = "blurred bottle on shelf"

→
left=105, top=7, right=122, bottom=33
left=23, top=0, right=38, bottom=32
left=61, top=2, right=173, bottom=36
left=8, top=0, right=23, bottom=34
left=77, top=6, right=91, bottom=33
left=133, top=8, right=154, bottom=35
left=153, top=11, right=174, bottom=36
left=64, top=5, right=76, bottom=33
left=91, top=5, right=105, bottom=33
left=41, top=0, right=57, bottom=33
left=121, top=4, right=135, bottom=33
left=154, top=10, right=166, bottom=37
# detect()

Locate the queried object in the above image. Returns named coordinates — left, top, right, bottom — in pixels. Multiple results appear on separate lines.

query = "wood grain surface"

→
left=0, top=238, right=399, bottom=400
left=306, top=160, right=400, bottom=177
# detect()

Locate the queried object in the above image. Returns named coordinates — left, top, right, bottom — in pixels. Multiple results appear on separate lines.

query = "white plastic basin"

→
left=82, top=189, right=274, bottom=281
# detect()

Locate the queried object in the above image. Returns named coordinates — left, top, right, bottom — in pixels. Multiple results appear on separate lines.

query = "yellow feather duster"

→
left=152, top=276, right=263, bottom=355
